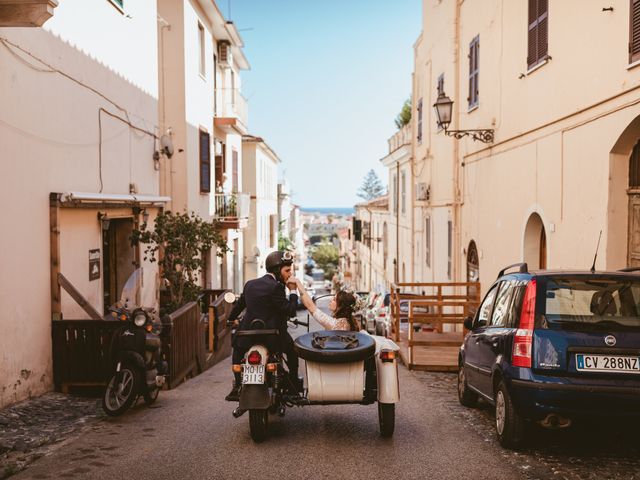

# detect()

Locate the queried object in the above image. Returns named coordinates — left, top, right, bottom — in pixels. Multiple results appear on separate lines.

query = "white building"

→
left=0, top=0, right=163, bottom=407
left=242, top=135, right=280, bottom=280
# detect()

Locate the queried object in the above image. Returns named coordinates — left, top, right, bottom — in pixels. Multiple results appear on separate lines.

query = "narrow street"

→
left=6, top=299, right=640, bottom=480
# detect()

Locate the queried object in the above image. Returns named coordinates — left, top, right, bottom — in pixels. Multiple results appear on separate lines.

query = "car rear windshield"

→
left=543, top=276, right=640, bottom=330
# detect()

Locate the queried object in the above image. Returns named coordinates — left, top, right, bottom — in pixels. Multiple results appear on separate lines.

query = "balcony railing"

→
left=213, top=193, right=249, bottom=221
left=388, top=123, right=412, bottom=153
left=215, top=88, right=248, bottom=128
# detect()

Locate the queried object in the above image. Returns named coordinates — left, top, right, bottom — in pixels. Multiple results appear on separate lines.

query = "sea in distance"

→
left=301, top=207, right=354, bottom=216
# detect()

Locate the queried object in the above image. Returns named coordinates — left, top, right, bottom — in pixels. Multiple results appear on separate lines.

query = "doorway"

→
left=102, top=218, right=136, bottom=312
left=524, top=213, right=547, bottom=269
left=628, top=140, right=640, bottom=267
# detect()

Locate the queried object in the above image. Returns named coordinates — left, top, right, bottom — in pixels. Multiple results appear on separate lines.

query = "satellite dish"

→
left=253, top=246, right=261, bottom=257
left=160, top=134, right=174, bottom=158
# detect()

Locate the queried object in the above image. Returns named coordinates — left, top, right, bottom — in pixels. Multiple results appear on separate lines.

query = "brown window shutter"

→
left=537, top=0, right=549, bottom=60
left=631, top=0, right=640, bottom=63
left=232, top=150, right=239, bottom=192
left=199, top=130, right=211, bottom=193
left=468, top=36, right=479, bottom=108
left=527, top=0, right=548, bottom=69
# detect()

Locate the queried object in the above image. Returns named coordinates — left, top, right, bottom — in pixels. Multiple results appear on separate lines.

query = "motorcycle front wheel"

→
left=249, top=409, right=268, bottom=443
left=102, top=366, right=139, bottom=417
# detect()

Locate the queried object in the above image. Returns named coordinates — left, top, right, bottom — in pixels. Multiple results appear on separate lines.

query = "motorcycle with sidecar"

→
left=224, top=292, right=400, bottom=442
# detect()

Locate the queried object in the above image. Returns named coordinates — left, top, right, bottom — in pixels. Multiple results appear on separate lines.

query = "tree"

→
left=394, top=98, right=411, bottom=129
left=357, top=169, right=385, bottom=201
left=311, top=243, right=340, bottom=280
left=132, top=211, right=229, bottom=313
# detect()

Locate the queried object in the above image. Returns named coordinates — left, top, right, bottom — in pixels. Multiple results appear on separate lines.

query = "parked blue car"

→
left=458, top=263, right=640, bottom=448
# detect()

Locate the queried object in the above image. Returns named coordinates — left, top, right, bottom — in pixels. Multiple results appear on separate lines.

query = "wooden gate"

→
left=391, top=282, right=480, bottom=371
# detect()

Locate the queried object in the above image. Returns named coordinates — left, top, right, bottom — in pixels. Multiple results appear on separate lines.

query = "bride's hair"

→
left=334, top=291, right=359, bottom=332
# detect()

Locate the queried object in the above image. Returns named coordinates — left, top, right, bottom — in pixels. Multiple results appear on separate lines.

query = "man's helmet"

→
left=265, top=250, right=294, bottom=276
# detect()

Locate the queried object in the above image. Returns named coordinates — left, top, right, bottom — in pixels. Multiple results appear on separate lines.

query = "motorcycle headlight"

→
left=134, top=312, right=147, bottom=327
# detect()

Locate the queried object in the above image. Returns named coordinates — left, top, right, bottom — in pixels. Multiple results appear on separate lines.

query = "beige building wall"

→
left=0, top=0, right=161, bottom=407
left=412, top=0, right=640, bottom=296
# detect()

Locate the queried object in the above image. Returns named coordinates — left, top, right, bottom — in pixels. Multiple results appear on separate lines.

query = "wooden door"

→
left=539, top=228, right=547, bottom=269
left=628, top=194, right=640, bottom=267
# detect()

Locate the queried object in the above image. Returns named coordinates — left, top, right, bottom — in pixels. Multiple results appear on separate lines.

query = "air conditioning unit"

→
left=416, top=182, right=431, bottom=202
left=218, top=41, right=231, bottom=68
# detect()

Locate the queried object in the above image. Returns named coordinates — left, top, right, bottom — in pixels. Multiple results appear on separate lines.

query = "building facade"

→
left=0, top=0, right=163, bottom=407
left=242, top=135, right=280, bottom=280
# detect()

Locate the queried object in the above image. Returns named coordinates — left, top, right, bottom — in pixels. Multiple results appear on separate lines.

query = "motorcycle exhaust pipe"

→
left=232, top=407, right=246, bottom=418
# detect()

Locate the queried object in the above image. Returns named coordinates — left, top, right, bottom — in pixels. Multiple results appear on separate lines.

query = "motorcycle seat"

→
left=294, top=331, right=375, bottom=364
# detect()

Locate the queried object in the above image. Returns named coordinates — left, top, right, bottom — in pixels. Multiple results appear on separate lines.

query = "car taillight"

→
left=512, top=279, right=537, bottom=368
left=379, top=312, right=386, bottom=317
left=247, top=350, right=262, bottom=365
left=380, top=350, right=395, bottom=362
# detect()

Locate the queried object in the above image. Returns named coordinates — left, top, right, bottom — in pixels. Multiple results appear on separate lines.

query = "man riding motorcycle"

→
left=225, top=250, right=300, bottom=401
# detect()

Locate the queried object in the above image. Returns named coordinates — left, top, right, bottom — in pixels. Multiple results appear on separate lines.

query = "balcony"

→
left=0, top=0, right=57, bottom=26
left=214, top=88, right=248, bottom=134
left=213, top=192, right=249, bottom=229
left=388, top=123, right=412, bottom=153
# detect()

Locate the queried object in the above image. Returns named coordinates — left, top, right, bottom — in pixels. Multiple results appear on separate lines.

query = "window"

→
left=108, top=0, right=124, bottom=11
left=527, top=0, right=548, bottom=69
left=401, top=171, right=406, bottom=214
left=391, top=174, right=398, bottom=214
left=417, top=98, right=423, bottom=143
left=232, top=149, right=238, bottom=192
left=215, top=142, right=225, bottom=190
left=631, top=0, right=640, bottom=63
left=477, top=285, right=498, bottom=327
left=490, top=282, right=514, bottom=327
left=198, top=22, right=205, bottom=77
left=436, top=74, right=445, bottom=129
left=199, top=130, right=211, bottom=193
left=447, top=220, right=452, bottom=279
left=425, top=217, right=431, bottom=268
left=468, top=36, right=479, bottom=109
left=269, top=214, right=277, bottom=247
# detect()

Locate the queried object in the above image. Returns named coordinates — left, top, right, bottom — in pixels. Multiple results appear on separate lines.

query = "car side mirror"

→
left=463, top=315, right=474, bottom=330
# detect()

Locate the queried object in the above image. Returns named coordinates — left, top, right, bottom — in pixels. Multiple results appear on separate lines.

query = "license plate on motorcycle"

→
left=576, top=354, right=640, bottom=373
left=242, top=364, right=265, bottom=384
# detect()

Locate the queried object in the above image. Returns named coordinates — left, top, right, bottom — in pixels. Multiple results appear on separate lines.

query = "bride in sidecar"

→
left=289, top=278, right=400, bottom=437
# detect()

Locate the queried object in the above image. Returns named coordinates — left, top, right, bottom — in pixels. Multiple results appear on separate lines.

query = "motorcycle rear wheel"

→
left=102, top=367, right=139, bottom=417
left=249, top=409, right=268, bottom=442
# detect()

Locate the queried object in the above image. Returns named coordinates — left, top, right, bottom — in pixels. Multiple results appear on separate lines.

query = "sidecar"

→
left=293, top=330, right=400, bottom=437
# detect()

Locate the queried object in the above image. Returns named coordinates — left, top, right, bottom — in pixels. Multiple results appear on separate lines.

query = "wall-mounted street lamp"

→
left=433, top=92, right=494, bottom=144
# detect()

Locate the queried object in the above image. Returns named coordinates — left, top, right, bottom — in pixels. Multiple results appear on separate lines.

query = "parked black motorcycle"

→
left=102, top=269, right=168, bottom=417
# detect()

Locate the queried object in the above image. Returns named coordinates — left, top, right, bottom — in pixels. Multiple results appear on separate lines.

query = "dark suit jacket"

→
left=229, top=274, right=298, bottom=332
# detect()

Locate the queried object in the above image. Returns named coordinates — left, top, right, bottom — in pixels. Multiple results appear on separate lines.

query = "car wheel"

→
left=494, top=380, right=526, bottom=449
left=457, top=363, right=478, bottom=407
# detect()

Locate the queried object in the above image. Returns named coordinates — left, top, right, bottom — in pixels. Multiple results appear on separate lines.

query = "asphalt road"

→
left=13, top=297, right=526, bottom=480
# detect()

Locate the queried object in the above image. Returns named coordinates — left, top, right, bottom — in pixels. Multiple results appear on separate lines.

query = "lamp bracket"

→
left=444, top=128, right=494, bottom=144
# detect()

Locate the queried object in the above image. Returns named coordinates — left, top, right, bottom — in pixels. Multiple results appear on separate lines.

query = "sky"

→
left=220, top=0, right=422, bottom=208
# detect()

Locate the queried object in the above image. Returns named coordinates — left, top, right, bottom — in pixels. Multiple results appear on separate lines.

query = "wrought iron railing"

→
left=213, top=192, right=249, bottom=220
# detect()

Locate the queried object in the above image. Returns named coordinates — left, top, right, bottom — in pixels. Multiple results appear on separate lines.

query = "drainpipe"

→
left=453, top=0, right=462, bottom=283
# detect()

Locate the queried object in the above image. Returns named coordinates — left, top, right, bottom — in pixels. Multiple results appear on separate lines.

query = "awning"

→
left=53, top=192, right=171, bottom=208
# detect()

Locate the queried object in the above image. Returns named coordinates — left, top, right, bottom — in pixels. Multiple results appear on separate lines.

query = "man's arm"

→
left=228, top=294, right=246, bottom=322
left=270, top=282, right=298, bottom=320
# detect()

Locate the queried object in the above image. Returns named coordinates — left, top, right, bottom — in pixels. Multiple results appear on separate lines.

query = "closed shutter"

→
left=232, top=149, right=238, bottom=192
left=630, top=0, right=640, bottom=63
left=199, top=130, right=211, bottom=193
left=527, top=0, right=548, bottom=69
left=468, top=36, right=479, bottom=108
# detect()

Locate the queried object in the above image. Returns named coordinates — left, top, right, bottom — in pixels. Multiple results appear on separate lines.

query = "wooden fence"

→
left=391, top=282, right=481, bottom=371
left=51, top=292, right=234, bottom=392
left=51, top=319, right=123, bottom=393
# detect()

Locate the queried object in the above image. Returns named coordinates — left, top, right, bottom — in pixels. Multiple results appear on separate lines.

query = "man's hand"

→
left=286, top=276, right=298, bottom=291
